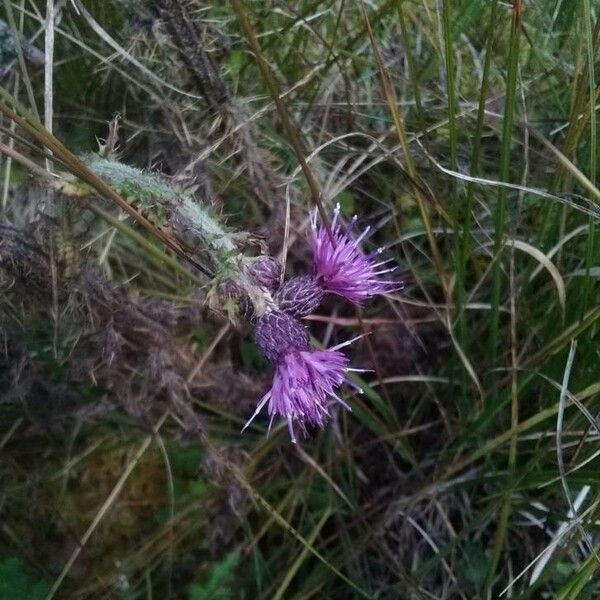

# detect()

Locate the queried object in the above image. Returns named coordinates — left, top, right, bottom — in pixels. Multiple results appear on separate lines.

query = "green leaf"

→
left=459, top=543, right=489, bottom=594
left=228, top=50, right=246, bottom=73
left=169, top=445, right=203, bottom=477
left=0, top=557, right=49, bottom=600
left=239, top=340, right=268, bottom=372
left=188, top=550, right=240, bottom=600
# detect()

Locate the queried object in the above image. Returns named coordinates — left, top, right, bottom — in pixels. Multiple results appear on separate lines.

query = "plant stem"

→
left=230, top=0, right=332, bottom=236
left=489, top=0, right=521, bottom=391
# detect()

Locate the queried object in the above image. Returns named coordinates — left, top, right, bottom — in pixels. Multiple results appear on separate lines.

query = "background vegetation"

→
left=1, top=0, right=599, bottom=598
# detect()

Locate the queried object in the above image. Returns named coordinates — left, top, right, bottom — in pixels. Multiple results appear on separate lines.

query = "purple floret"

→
left=247, top=311, right=363, bottom=442
left=310, top=204, right=398, bottom=304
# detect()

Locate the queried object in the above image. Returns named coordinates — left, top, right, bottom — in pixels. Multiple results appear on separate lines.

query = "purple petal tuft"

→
left=310, top=204, right=398, bottom=304
left=243, top=346, right=354, bottom=443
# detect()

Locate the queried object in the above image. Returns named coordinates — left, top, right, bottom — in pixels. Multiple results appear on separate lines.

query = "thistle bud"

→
left=218, top=280, right=255, bottom=320
left=253, top=311, right=309, bottom=363
left=275, top=275, right=324, bottom=317
left=245, top=256, right=281, bottom=290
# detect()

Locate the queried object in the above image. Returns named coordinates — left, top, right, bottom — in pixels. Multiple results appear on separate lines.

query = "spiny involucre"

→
left=245, top=256, right=281, bottom=291
left=275, top=275, right=324, bottom=317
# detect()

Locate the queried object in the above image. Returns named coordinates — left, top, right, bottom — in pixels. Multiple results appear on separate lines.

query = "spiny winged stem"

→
left=72, top=154, right=277, bottom=323
left=83, top=154, right=235, bottom=255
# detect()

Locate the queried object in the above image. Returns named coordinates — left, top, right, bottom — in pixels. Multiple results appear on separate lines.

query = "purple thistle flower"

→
left=246, top=311, right=364, bottom=442
left=310, top=204, right=398, bottom=304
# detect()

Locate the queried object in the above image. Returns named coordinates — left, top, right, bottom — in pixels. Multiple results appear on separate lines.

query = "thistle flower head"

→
left=245, top=256, right=281, bottom=291
left=247, top=311, right=362, bottom=442
left=310, top=204, right=398, bottom=304
left=253, top=310, right=310, bottom=363
left=275, top=275, right=324, bottom=317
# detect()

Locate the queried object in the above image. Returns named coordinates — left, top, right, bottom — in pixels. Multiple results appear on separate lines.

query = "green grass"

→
left=1, top=1, right=600, bottom=599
